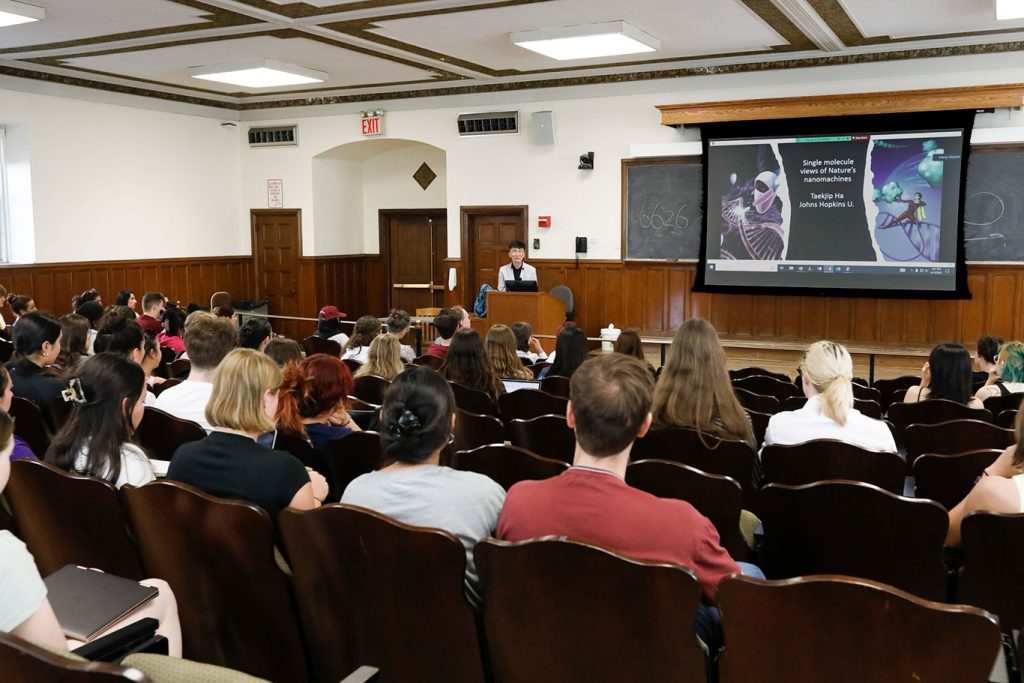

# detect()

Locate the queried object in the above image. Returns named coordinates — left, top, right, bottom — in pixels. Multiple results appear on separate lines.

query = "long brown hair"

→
left=650, top=318, right=754, bottom=447
left=486, top=325, right=532, bottom=380
left=441, top=328, right=504, bottom=399
left=613, top=329, right=645, bottom=361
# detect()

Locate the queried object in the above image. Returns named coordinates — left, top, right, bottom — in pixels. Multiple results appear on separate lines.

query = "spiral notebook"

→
left=44, top=565, right=159, bottom=641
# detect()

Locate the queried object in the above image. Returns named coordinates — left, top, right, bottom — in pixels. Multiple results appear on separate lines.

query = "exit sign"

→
left=361, top=115, right=383, bottom=136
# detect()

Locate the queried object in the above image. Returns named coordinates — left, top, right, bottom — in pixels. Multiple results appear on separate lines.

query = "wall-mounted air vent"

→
left=248, top=125, right=298, bottom=147
left=457, top=111, right=519, bottom=137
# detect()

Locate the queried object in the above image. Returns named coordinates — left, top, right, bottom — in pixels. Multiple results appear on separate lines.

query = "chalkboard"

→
left=963, top=146, right=1024, bottom=261
left=622, top=156, right=703, bottom=261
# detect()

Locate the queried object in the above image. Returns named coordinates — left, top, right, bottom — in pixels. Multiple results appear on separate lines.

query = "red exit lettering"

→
left=361, top=117, right=382, bottom=136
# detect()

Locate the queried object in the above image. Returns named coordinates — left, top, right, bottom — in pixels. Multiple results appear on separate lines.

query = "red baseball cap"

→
left=319, top=305, right=347, bottom=320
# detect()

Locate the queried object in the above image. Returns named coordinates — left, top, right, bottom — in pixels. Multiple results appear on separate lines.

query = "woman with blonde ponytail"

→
left=764, top=341, right=895, bottom=452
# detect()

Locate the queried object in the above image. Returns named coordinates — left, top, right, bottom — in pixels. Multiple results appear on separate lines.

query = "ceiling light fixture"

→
left=996, top=0, right=1024, bottom=20
left=0, top=0, right=44, bottom=28
left=510, top=20, right=659, bottom=61
left=189, top=59, right=327, bottom=88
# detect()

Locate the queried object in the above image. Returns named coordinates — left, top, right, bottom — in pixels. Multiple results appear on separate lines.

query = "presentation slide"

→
left=698, top=112, right=973, bottom=296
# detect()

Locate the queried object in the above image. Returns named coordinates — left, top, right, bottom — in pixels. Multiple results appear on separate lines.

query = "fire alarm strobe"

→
left=538, top=216, right=551, bottom=228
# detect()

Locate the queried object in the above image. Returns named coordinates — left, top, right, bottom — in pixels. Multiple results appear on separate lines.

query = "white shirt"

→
left=154, top=380, right=214, bottom=432
left=0, top=531, right=46, bottom=633
left=764, top=394, right=897, bottom=453
left=516, top=348, right=547, bottom=363
left=329, top=332, right=350, bottom=348
left=342, top=346, right=370, bottom=364
left=73, top=442, right=156, bottom=488
left=400, top=344, right=416, bottom=363
left=498, top=262, right=538, bottom=291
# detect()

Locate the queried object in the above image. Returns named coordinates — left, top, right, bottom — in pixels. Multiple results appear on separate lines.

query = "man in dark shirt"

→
left=426, top=309, right=460, bottom=360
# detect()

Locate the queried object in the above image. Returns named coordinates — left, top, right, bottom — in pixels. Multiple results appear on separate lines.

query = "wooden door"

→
left=251, top=209, right=301, bottom=339
left=461, top=207, right=528, bottom=309
left=382, top=211, right=447, bottom=313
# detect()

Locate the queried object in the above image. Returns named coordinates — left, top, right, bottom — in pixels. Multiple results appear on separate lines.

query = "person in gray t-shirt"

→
left=341, top=367, right=504, bottom=603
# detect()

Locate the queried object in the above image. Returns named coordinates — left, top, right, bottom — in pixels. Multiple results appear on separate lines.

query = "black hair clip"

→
left=390, top=409, right=421, bottom=437
left=61, top=378, right=86, bottom=405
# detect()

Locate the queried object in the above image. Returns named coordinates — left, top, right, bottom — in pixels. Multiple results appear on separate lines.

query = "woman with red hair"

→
left=275, top=354, right=362, bottom=449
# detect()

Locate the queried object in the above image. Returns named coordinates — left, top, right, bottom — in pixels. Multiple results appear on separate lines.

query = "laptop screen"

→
left=503, top=379, right=541, bottom=393
left=505, top=279, right=539, bottom=293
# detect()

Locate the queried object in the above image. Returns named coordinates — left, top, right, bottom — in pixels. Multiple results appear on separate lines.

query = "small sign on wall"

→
left=267, top=179, right=284, bottom=208
left=361, top=110, right=384, bottom=137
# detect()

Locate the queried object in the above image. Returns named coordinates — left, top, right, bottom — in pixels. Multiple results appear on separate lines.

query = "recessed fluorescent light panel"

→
left=996, top=0, right=1024, bottom=20
left=189, top=60, right=327, bottom=88
left=510, top=21, right=660, bottom=60
left=0, top=0, right=44, bottom=28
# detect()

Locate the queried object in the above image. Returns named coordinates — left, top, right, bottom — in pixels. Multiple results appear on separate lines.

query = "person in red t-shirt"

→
left=497, top=353, right=760, bottom=649
left=425, top=308, right=459, bottom=360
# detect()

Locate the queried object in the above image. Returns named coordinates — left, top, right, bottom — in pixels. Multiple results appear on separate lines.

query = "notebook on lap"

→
left=44, top=565, right=159, bottom=641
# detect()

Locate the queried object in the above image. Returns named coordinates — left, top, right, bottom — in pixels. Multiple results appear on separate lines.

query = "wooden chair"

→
left=626, top=459, right=746, bottom=559
left=149, top=378, right=181, bottom=396
left=346, top=396, right=379, bottom=411
left=761, top=440, right=905, bottom=494
left=733, top=387, right=781, bottom=415
left=539, top=374, right=571, bottom=398
left=0, top=631, right=156, bottom=683
left=0, top=337, right=13, bottom=364
left=498, top=388, right=568, bottom=421
left=6, top=460, right=144, bottom=579
left=983, top=391, right=1024, bottom=416
left=122, top=481, right=308, bottom=682
left=997, top=409, right=1018, bottom=429
left=272, top=429, right=328, bottom=475
left=873, top=375, right=920, bottom=410
left=164, top=358, right=191, bottom=379
left=9, top=395, right=51, bottom=460
left=342, top=358, right=363, bottom=375
left=631, top=427, right=759, bottom=510
left=960, top=512, right=1024, bottom=654
left=732, top=375, right=801, bottom=401
left=412, top=354, right=443, bottom=369
left=134, top=407, right=206, bottom=462
left=449, top=382, right=498, bottom=416
left=730, top=367, right=790, bottom=382
left=746, top=409, right=770, bottom=450
left=322, top=431, right=384, bottom=501
left=351, top=375, right=390, bottom=405
left=452, top=409, right=505, bottom=452
left=280, top=505, right=486, bottom=683
left=302, top=335, right=342, bottom=358
left=758, top=481, right=949, bottom=600
left=851, top=383, right=882, bottom=403
left=717, top=574, right=1001, bottom=683
left=529, top=362, right=551, bottom=379
left=913, top=449, right=1003, bottom=510
left=903, top=419, right=1013, bottom=467
left=888, top=400, right=994, bottom=447
left=451, top=444, right=567, bottom=491
left=781, top=394, right=881, bottom=419
left=506, top=414, right=575, bottom=463
left=475, top=538, right=707, bottom=683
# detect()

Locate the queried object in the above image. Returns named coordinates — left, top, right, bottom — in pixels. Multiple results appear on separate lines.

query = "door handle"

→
left=393, top=283, right=432, bottom=290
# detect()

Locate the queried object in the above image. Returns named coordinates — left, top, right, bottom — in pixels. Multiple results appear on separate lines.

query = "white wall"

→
left=312, top=156, right=363, bottom=255
left=361, top=144, right=447, bottom=252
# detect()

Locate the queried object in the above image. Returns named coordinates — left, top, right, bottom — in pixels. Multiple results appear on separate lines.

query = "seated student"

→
left=904, top=342, right=984, bottom=409
left=538, top=325, right=588, bottom=380
left=0, top=365, right=36, bottom=461
left=486, top=324, right=533, bottom=380
left=167, top=349, right=328, bottom=518
left=5, top=312, right=66, bottom=406
left=451, top=305, right=471, bottom=332
left=7, top=293, right=36, bottom=327
left=652, top=318, right=755, bottom=447
left=71, top=288, right=101, bottom=311
left=385, top=309, right=417, bottom=363
left=135, top=291, right=166, bottom=335
left=74, top=300, right=103, bottom=356
left=426, top=309, right=459, bottom=360
left=974, top=340, right=1024, bottom=402
left=154, top=314, right=238, bottom=432
left=497, top=240, right=537, bottom=292
left=239, top=317, right=273, bottom=352
left=53, top=314, right=90, bottom=374
left=341, top=367, right=505, bottom=603
left=316, top=305, right=349, bottom=348
left=276, top=354, right=362, bottom=450
left=115, top=290, right=137, bottom=311
left=139, top=334, right=167, bottom=399
left=947, top=408, right=1024, bottom=546
left=157, top=306, right=186, bottom=356
left=46, top=354, right=155, bottom=488
left=342, top=316, right=382, bottom=365
left=613, top=328, right=656, bottom=376
left=441, top=328, right=505, bottom=401
left=93, top=307, right=146, bottom=363
left=214, top=305, right=238, bottom=329
left=0, top=407, right=182, bottom=655
left=354, top=334, right=405, bottom=381
left=765, top=341, right=896, bottom=452
left=265, top=337, right=303, bottom=368
left=512, top=321, right=547, bottom=363
left=498, top=354, right=751, bottom=647
left=974, top=334, right=1003, bottom=385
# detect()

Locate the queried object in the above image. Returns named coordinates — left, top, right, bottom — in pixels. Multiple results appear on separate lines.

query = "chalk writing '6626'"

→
left=639, top=203, right=690, bottom=230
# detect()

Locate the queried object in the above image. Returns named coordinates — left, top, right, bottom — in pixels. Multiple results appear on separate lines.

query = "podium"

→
left=486, top=292, right=566, bottom=349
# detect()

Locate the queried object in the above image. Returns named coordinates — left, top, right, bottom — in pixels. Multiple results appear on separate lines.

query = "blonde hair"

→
left=206, top=348, right=281, bottom=434
left=801, top=341, right=854, bottom=426
left=355, top=334, right=405, bottom=381
left=486, top=324, right=532, bottom=380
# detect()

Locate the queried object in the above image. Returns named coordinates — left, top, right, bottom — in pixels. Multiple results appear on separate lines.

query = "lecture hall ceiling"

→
left=0, top=0, right=1023, bottom=111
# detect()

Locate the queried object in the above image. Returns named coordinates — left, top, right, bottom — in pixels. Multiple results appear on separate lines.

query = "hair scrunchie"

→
left=390, top=409, right=422, bottom=438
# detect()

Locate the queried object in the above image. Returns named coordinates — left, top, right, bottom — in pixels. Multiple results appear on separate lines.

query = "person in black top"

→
left=5, top=311, right=65, bottom=407
left=167, top=348, right=328, bottom=518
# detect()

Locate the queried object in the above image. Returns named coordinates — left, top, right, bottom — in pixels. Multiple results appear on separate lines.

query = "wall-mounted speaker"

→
left=531, top=110, right=555, bottom=146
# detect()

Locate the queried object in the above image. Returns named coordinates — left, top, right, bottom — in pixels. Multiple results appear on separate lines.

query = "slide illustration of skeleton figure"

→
left=718, top=145, right=785, bottom=260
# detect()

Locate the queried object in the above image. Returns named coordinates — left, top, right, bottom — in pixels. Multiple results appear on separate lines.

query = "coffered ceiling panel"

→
left=840, top=0, right=1024, bottom=40
left=365, top=0, right=787, bottom=71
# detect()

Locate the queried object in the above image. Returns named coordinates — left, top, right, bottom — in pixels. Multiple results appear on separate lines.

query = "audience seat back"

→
left=279, top=504, right=487, bottom=683
left=997, top=409, right=1018, bottom=429
left=761, top=439, right=905, bottom=494
left=134, top=407, right=206, bottom=462
left=449, top=382, right=497, bottom=416
left=452, top=409, right=505, bottom=453
left=528, top=362, right=551, bottom=379
left=323, top=431, right=384, bottom=502
left=6, top=460, right=144, bottom=580
left=412, top=354, right=443, bottom=369
left=149, top=379, right=181, bottom=397
left=872, top=375, right=920, bottom=411
left=165, top=359, right=191, bottom=380
left=912, top=449, right=1004, bottom=510
left=717, top=575, right=1000, bottom=683
left=960, top=512, right=1024, bottom=635
left=451, top=444, right=568, bottom=491
left=475, top=538, right=706, bottom=683
left=122, top=481, right=307, bottom=682
left=758, top=481, right=949, bottom=601
left=982, top=392, right=1024, bottom=416
left=9, top=396, right=51, bottom=460
left=732, top=375, right=801, bottom=402
left=0, top=631, right=154, bottom=683
left=539, top=375, right=570, bottom=398
left=745, top=409, right=770, bottom=450
left=733, top=388, right=781, bottom=415
left=506, top=414, right=575, bottom=463
left=888, top=400, right=993, bottom=448
left=350, top=375, right=390, bottom=406
left=903, top=419, right=1012, bottom=467
left=301, top=336, right=342, bottom=358
left=729, top=367, right=790, bottom=383
left=497, top=389, right=567, bottom=422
